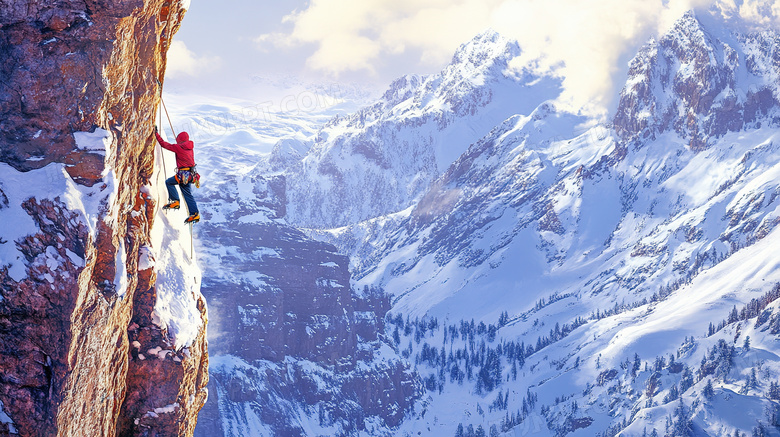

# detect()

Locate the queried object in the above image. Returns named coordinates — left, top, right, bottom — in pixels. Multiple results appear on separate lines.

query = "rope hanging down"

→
left=156, top=78, right=169, bottom=178
left=158, top=97, right=167, bottom=176
left=160, top=90, right=176, bottom=140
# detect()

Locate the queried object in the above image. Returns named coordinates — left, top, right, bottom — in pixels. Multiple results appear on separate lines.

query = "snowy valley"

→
left=183, top=8, right=780, bottom=437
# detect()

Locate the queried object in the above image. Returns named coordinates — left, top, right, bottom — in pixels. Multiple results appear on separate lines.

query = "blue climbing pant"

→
left=166, top=176, right=199, bottom=215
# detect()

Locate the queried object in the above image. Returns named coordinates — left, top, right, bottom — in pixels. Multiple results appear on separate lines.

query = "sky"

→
left=166, top=0, right=780, bottom=115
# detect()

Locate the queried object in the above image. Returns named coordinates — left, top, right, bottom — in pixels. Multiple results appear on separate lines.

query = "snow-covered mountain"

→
left=306, top=10, right=780, bottom=436
left=190, top=8, right=780, bottom=437
left=327, top=11, right=780, bottom=320
left=614, top=11, right=780, bottom=151
left=280, top=30, right=563, bottom=228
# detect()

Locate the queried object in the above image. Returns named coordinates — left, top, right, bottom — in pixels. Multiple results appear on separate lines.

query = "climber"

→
left=154, top=126, right=200, bottom=224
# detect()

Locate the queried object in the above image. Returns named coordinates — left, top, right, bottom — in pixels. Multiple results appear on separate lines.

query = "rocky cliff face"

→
left=190, top=145, right=422, bottom=436
left=0, top=1, right=207, bottom=436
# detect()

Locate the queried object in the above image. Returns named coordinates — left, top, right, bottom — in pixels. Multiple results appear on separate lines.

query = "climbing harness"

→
left=174, top=166, right=200, bottom=188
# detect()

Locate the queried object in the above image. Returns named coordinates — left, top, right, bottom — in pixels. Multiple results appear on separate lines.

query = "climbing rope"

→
left=158, top=97, right=168, bottom=175
left=160, top=90, right=176, bottom=141
left=155, top=79, right=168, bottom=213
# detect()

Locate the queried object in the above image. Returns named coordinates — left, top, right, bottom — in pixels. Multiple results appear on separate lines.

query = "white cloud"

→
left=165, top=40, right=221, bottom=78
left=261, top=0, right=780, bottom=113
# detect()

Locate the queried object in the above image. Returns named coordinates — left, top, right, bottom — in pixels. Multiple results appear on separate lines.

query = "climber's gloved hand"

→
left=154, top=125, right=158, bottom=133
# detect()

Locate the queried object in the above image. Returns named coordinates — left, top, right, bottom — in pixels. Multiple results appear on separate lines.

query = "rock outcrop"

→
left=0, top=1, right=208, bottom=436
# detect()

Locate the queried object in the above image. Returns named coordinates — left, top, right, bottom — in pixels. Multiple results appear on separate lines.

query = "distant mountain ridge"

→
left=279, top=30, right=563, bottom=228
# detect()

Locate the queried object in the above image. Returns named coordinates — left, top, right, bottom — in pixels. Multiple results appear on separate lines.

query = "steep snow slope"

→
left=388, top=225, right=780, bottom=436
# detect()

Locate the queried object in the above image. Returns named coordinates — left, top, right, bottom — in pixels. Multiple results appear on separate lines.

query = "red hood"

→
left=177, top=132, right=193, bottom=149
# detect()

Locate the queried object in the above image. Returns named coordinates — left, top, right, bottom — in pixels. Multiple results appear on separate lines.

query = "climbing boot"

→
left=184, top=213, right=200, bottom=224
left=163, top=200, right=180, bottom=210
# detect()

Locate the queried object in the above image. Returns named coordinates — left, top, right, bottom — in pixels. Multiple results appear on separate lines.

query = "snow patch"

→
left=113, top=239, right=129, bottom=298
left=138, top=245, right=155, bottom=271
left=0, top=400, right=16, bottom=434
left=73, top=128, right=111, bottom=156
left=0, top=163, right=115, bottom=282
left=142, top=402, right=180, bottom=419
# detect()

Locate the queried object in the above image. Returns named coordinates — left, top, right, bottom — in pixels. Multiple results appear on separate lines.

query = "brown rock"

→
left=0, top=1, right=208, bottom=437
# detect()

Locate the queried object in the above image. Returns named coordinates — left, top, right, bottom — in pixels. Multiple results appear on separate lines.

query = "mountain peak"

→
left=614, top=9, right=780, bottom=151
left=449, top=29, right=521, bottom=73
left=662, top=9, right=713, bottom=52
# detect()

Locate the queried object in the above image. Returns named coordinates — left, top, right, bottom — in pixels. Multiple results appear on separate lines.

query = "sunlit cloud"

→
left=165, top=40, right=221, bottom=78
left=258, top=0, right=780, bottom=114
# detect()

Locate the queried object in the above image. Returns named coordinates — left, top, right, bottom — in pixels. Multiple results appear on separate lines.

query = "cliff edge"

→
left=0, top=1, right=208, bottom=436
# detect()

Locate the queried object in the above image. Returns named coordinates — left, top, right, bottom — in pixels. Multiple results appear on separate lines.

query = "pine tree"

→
left=455, top=423, right=465, bottom=437
left=663, top=383, right=679, bottom=404
left=768, top=381, right=780, bottom=400
left=766, top=403, right=780, bottom=427
left=478, top=348, right=502, bottom=393
left=743, top=335, right=751, bottom=351
left=680, top=366, right=694, bottom=393
left=498, top=311, right=509, bottom=327
left=475, top=424, right=486, bottom=437
left=655, top=355, right=666, bottom=371
left=632, top=353, right=641, bottom=378
left=729, top=305, right=739, bottom=323
left=703, top=379, right=715, bottom=399
left=671, top=399, right=693, bottom=436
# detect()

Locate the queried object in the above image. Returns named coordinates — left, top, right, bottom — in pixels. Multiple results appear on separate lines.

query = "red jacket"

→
left=155, top=131, right=195, bottom=168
